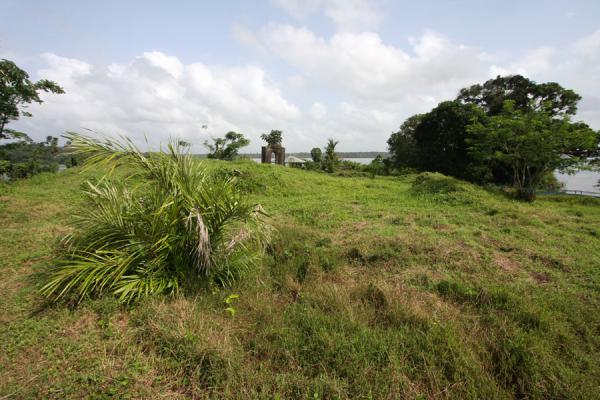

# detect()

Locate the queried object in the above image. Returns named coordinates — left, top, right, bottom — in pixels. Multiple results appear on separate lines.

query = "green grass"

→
left=1, top=160, right=600, bottom=399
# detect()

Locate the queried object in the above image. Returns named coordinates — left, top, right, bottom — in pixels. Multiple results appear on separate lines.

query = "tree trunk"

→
left=0, top=117, right=6, bottom=138
left=516, top=187, right=536, bottom=202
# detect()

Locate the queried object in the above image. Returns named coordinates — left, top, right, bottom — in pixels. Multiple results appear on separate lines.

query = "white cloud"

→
left=142, top=51, right=184, bottom=78
left=39, top=53, right=92, bottom=82
left=271, top=0, right=382, bottom=31
left=237, top=23, right=600, bottom=148
left=12, top=28, right=600, bottom=155
left=572, top=29, right=600, bottom=63
left=271, top=0, right=322, bottom=19
left=286, top=74, right=306, bottom=89
left=324, top=0, right=382, bottom=32
left=490, top=30, right=600, bottom=127
left=240, top=24, right=487, bottom=102
left=489, top=46, right=555, bottom=77
left=309, top=102, right=327, bottom=119
left=14, top=52, right=301, bottom=151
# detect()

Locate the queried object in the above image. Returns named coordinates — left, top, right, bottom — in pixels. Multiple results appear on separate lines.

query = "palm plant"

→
left=41, top=132, right=269, bottom=303
left=323, top=138, right=339, bottom=173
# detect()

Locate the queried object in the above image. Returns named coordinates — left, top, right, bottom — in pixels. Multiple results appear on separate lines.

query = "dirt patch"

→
left=61, top=310, right=98, bottom=338
left=531, top=272, right=551, bottom=284
left=530, top=253, right=570, bottom=270
left=433, top=223, right=452, bottom=232
left=494, top=253, right=520, bottom=272
left=479, top=234, right=515, bottom=252
left=334, top=220, right=375, bottom=245
left=457, top=241, right=481, bottom=262
left=113, top=312, right=130, bottom=333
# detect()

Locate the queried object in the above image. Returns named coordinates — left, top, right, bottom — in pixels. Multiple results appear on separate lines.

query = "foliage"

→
left=204, top=131, right=250, bottom=160
left=413, top=101, right=488, bottom=181
left=467, top=101, right=600, bottom=201
left=0, top=135, right=71, bottom=179
left=457, top=74, right=581, bottom=117
left=537, top=172, right=565, bottom=192
left=41, top=133, right=269, bottom=303
left=387, top=114, right=421, bottom=169
left=387, top=101, right=494, bottom=182
left=410, top=172, right=483, bottom=205
left=310, top=147, right=322, bottom=163
left=0, top=59, right=64, bottom=141
left=322, top=138, right=339, bottom=173
left=260, top=130, right=283, bottom=147
left=367, top=154, right=386, bottom=177
left=388, top=76, right=596, bottom=190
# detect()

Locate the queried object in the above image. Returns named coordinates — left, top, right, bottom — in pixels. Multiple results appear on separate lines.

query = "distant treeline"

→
left=194, top=151, right=389, bottom=159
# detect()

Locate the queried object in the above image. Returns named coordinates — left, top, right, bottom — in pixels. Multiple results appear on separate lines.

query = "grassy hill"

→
left=1, top=160, right=600, bottom=399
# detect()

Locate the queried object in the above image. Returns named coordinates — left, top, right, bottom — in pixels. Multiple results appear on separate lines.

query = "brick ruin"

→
left=261, top=144, right=285, bottom=165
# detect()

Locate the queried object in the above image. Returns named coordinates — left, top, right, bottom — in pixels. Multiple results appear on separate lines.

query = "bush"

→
left=537, top=172, right=565, bottom=192
left=411, top=172, right=480, bottom=205
left=41, top=133, right=270, bottom=303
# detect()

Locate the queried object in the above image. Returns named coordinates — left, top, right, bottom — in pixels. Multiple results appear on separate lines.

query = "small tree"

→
left=467, top=101, right=600, bottom=201
left=0, top=59, right=64, bottom=141
left=41, top=132, right=269, bottom=303
left=368, top=155, right=386, bottom=178
left=260, top=130, right=283, bottom=147
left=310, top=147, right=322, bottom=163
left=204, top=131, right=250, bottom=160
left=323, top=139, right=339, bottom=173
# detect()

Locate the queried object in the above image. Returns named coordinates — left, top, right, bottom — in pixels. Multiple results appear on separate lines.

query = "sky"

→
left=1, top=0, right=599, bottom=152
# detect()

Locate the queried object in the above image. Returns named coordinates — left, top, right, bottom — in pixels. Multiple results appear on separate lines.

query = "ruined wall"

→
left=261, top=145, right=285, bottom=165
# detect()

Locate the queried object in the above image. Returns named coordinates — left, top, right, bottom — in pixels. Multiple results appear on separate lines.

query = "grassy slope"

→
left=1, top=160, right=599, bottom=399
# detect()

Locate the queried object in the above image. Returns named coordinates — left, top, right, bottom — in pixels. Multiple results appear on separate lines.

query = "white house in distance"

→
left=284, top=156, right=307, bottom=168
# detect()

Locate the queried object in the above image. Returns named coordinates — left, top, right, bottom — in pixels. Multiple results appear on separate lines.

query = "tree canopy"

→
left=387, top=114, right=421, bottom=169
left=323, top=138, right=339, bottom=173
left=260, top=130, right=283, bottom=147
left=457, top=75, right=581, bottom=117
left=310, top=147, right=322, bottom=163
left=388, top=75, right=599, bottom=199
left=0, top=59, right=64, bottom=141
left=412, top=101, right=486, bottom=181
left=204, top=131, right=250, bottom=160
left=467, top=101, right=599, bottom=200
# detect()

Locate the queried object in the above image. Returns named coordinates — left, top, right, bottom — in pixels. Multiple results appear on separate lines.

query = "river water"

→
left=555, top=170, right=600, bottom=193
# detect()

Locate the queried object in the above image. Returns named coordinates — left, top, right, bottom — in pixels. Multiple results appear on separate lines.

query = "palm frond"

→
left=44, top=132, right=269, bottom=303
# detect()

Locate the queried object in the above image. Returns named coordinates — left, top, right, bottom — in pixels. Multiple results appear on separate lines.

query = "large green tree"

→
left=457, top=75, right=580, bottom=117
left=0, top=59, right=64, bottom=141
left=467, top=101, right=600, bottom=201
left=204, top=131, right=250, bottom=160
left=411, top=101, right=487, bottom=181
left=389, top=75, right=591, bottom=185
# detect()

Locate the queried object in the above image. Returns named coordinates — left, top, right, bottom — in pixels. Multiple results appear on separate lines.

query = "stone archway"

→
left=261, top=144, right=285, bottom=165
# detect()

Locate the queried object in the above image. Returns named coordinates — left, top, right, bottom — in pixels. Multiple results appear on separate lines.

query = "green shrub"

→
left=41, top=133, right=270, bottom=303
left=411, top=172, right=481, bottom=205
left=210, top=167, right=267, bottom=194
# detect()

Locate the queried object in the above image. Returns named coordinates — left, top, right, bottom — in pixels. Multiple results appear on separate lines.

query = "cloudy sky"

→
left=1, top=0, right=599, bottom=152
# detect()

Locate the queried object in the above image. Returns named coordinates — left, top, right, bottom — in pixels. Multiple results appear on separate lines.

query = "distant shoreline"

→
left=194, top=151, right=389, bottom=159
